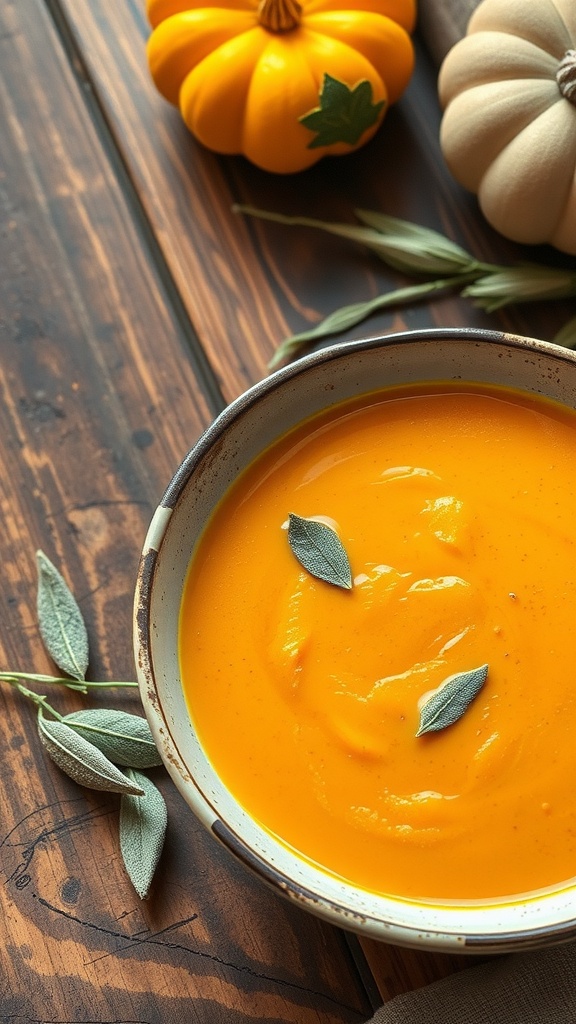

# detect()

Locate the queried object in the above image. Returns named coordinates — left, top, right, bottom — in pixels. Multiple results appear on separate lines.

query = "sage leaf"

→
left=354, top=209, right=477, bottom=275
left=416, top=664, right=488, bottom=738
left=38, top=712, right=144, bottom=794
left=62, top=709, right=162, bottom=769
left=119, top=769, right=167, bottom=899
left=462, top=267, right=576, bottom=312
left=235, top=204, right=576, bottom=367
left=36, top=550, right=89, bottom=681
left=288, top=513, right=352, bottom=590
left=269, top=278, right=458, bottom=368
left=234, top=204, right=477, bottom=276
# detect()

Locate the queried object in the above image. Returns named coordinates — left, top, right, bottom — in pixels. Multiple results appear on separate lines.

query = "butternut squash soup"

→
left=179, top=382, right=576, bottom=902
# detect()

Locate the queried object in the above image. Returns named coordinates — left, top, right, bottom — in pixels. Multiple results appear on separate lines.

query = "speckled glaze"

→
left=133, top=327, right=576, bottom=953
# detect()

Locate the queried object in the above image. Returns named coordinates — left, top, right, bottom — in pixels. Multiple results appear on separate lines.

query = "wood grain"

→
left=360, top=938, right=484, bottom=1003
left=2, top=0, right=576, bottom=1019
left=0, top=2, right=374, bottom=1020
left=53, top=0, right=576, bottom=402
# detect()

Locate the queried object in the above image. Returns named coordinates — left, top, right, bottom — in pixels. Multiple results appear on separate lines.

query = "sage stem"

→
left=11, top=682, right=64, bottom=722
left=0, top=671, right=137, bottom=690
left=269, top=276, right=473, bottom=368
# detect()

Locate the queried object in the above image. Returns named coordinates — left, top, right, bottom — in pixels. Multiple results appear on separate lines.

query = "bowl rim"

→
left=160, top=326, right=565, bottom=511
left=134, top=327, right=576, bottom=952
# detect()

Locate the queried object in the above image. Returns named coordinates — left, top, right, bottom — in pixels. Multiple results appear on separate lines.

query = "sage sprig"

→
left=287, top=513, right=353, bottom=590
left=266, top=277, right=469, bottom=367
left=354, top=209, right=482, bottom=275
left=120, top=769, right=168, bottom=899
left=463, top=266, right=576, bottom=311
left=233, top=205, right=576, bottom=367
left=36, top=550, right=89, bottom=681
left=2, top=550, right=167, bottom=899
left=233, top=204, right=487, bottom=276
left=416, top=664, right=489, bottom=738
left=62, top=708, right=163, bottom=769
left=37, top=711, right=145, bottom=795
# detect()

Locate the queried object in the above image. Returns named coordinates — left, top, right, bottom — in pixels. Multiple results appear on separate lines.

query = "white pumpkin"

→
left=438, top=0, right=576, bottom=254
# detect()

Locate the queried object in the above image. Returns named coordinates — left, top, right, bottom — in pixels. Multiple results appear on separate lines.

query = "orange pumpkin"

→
left=146, top=0, right=416, bottom=173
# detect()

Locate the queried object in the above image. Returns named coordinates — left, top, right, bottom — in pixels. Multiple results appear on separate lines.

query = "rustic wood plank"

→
left=43, top=0, right=576, bottom=1009
left=0, top=2, right=374, bottom=1021
left=54, top=0, right=575, bottom=395
left=47, top=0, right=288, bottom=398
left=4, top=0, right=573, bottom=1011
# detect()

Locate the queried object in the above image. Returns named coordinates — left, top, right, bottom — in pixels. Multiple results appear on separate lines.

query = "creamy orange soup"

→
left=179, top=383, right=576, bottom=902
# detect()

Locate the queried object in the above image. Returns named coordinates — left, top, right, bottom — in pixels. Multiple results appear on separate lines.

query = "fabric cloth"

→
left=366, top=942, right=576, bottom=1023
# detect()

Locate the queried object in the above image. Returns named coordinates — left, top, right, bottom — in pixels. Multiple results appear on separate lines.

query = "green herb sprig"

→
left=2, top=551, right=166, bottom=900
left=233, top=205, right=576, bottom=367
left=287, top=513, right=353, bottom=590
left=416, top=664, right=489, bottom=738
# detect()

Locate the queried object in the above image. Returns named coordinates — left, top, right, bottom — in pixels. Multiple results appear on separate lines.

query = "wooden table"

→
left=1, top=2, right=574, bottom=1021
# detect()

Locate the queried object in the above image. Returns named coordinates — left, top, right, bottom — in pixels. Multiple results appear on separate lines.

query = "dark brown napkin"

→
left=366, top=942, right=576, bottom=1022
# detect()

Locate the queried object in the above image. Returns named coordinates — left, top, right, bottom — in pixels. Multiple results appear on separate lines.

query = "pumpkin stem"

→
left=257, top=0, right=302, bottom=32
left=557, top=49, right=576, bottom=105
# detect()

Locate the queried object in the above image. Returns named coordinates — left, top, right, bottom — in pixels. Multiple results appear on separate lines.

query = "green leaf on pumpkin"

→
left=299, top=74, right=386, bottom=150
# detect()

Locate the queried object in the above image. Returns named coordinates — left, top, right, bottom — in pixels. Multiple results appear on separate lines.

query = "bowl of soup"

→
left=134, top=327, right=576, bottom=952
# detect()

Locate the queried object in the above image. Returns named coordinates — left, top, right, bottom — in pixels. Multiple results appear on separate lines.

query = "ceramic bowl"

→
left=134, top=327, right=576, bottom=953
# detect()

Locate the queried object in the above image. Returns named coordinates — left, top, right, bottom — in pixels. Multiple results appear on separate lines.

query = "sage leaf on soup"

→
left=62, top=708, right=162, bottom=769
left=119, top=769, right=168, bottom=899
left=37, top=711, right=144, bottom=795
left=287, top=513, right=352, bottom=590
left=416, top=664, right=489, bottom=738
left=36, top=550, right=89, bottom=681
